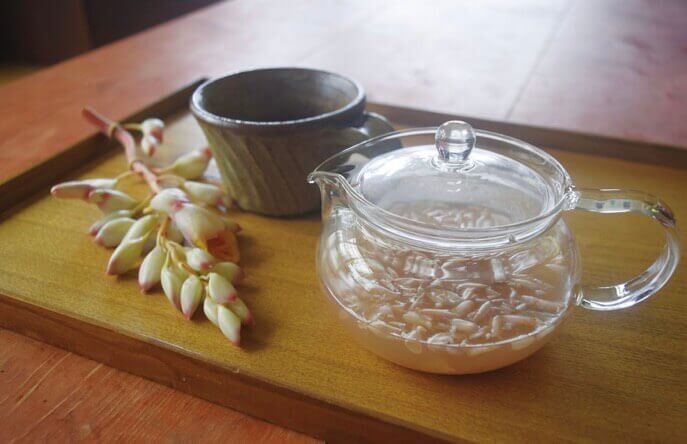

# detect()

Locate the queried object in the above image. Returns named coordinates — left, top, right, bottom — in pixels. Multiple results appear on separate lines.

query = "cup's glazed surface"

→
left=191, top=68, right=394, bottom=216
left=308, top=122, right=681, bottom=374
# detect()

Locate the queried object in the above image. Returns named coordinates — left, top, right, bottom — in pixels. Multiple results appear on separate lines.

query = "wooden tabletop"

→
left=1, top=0, right=686, bottom=441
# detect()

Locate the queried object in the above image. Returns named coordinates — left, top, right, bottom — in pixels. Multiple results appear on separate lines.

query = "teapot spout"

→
left=307, top=170, right=344, bottom=186
left=307, top=171, right=350, bottom=218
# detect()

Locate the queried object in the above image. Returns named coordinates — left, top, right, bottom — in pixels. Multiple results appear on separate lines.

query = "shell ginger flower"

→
left=162, top=148, right=212, bottom=179
left=183, top=181, right=230, bottom=206
left=141, top=134, right=160, bottom=156
left=141, top=118, right=164, bottom=142
left=151, top=188, right=232, bottom=250
left=51, top=178, right=117, bottom=199
left=106, top=215, right=157, bottom=275
left=88, top=189, right=137, bottom=213
left=52, top=107, right=249, bottom=347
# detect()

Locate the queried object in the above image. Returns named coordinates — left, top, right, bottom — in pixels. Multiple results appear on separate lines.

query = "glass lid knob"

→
left=435, top=120, right=475, bottom=165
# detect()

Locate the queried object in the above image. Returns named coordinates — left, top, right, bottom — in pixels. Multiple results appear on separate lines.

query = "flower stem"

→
left=131, top=161, right=161, bottom=193
left=82, top=106, right=161, bottom=194
left=114, top=170, right=137, bottom=184
left=131, top=194, right=153, bottom=216
left=166, top=240, right=198, bottom=275
left=157, top=216, right=170, bottom=248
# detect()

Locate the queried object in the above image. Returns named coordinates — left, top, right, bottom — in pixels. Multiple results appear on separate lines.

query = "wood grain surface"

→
left=0, top=330, right=316, bottom=443
left=1, top=0, right=687, bottom=441
left=1, top=109, right=685, bottom=442
left=2, top=0, right=687, bottom=188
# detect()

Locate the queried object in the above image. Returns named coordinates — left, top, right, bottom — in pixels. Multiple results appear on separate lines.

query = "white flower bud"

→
left=210, top=262, right=244, bottom=285
left=141, top=134, right=159, bottom=157
left=225, top=297, right=252, bottom=326
left=203, top=294, right=219, bottom=327
left=186, top=248, right=216, bottom=271
left=161, top=263, right=186, bottom=310
left=88, top=189, right=137, bottom=213
left=167, top=220, right=184, bottom=244
left=139, top=245, right=165, bottom=292
left=123, top=215, right=158, bottom=242
left=207, top=272, right=237, bottom=304
left=106, top=237, right=145, bottom=275
left=142, top=235, right=156, bottom=254
left=141, top=118, right=164, bottom=141
left=202, top=180, right=233, bottom=207
left=180, top=275, right=204, bottom=319
left=173, top=203, right=225, bottom=247
left=89, top=210, right=133, bottom=235
left=156, top=175, right=184, bottom=189
left=95, top=217, right=135, bottom=247
left=150, top=188, right=188, bottom=214
left=168, top=148, right=211, bottom=179
left=217, top=305, right=241, bottom=346
left=183, top=181, right=225, bottom=206
left=51, top=178, right=117, bottom=199
left=106, top=215, right=157, bottom=275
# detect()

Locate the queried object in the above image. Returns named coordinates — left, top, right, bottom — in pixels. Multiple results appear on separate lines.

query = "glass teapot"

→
left=307, top=121, right=681, bottom=374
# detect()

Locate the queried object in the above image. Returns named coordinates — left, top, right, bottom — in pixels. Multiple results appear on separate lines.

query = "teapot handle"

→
left=569, top=188, right=681, bottom=311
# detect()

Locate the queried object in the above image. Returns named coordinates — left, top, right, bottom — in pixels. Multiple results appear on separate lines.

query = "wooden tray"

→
left=1, top=82, right=685, bottom=443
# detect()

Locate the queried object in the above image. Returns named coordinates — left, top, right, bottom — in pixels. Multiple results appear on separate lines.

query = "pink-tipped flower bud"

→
left=217, top=305, right=241, bottom=346
left=51, top=178, right=117, bottom=200
left=150, top=188, right=188, bottom=214
left=88, top=189, right=137, bottom=213
left=173, top=203, right=225, bottom=247
left=139, top=245, right=165, bottom=292
left=95, top=217, right=135, bottom=247
left=106, top=215, right=157, bottom=275
left=210, top=262, right=244, bottom=285
left=180, top=275, right=204, bottom=319
left=203, top=294, right=219, bottom=327
left=183, top=181, right=225, bottom=206
left=186, top=248, right=216, bottom=271
left=168, top=148, right=211, bottom=179
left=89, top=210, right=133, bottom=236
left=207, top=272, right=237, bottom=304
left=226, top=297, right=252, bottom=326
left=141, top=118, right=165, bottom=142
left=161, top=263, right=186, bottom=310
left=140, top=134, right=159, bottom=157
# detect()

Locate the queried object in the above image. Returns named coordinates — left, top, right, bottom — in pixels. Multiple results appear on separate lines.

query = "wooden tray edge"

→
left=0, top=78, right=207, bottom=214
left=3, top=94, right=684, bottom=216
left=0, top=294, right=454, bottom=444
left=368, top=102, right=687, bottom=169
left=3, top=85, right=684, bottom=442
left=0, top=81, right=454, bottom=443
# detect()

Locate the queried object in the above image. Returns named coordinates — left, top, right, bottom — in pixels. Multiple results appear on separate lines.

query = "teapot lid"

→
left=311, top=120, right=573, bottom=248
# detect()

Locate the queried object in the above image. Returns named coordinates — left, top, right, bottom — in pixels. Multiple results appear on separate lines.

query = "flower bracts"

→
left=51, top=109, right=250, bottom=346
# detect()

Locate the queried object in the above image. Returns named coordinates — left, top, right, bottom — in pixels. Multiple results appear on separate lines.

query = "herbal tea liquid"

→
left=318, top=203, right=578, bottom=373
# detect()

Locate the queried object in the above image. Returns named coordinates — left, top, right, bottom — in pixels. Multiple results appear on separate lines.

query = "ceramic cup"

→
left=190, top=67, right=394, bottom=216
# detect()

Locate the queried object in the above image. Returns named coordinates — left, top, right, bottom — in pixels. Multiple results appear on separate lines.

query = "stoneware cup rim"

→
left=190, top=67, right=366, bottom=135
